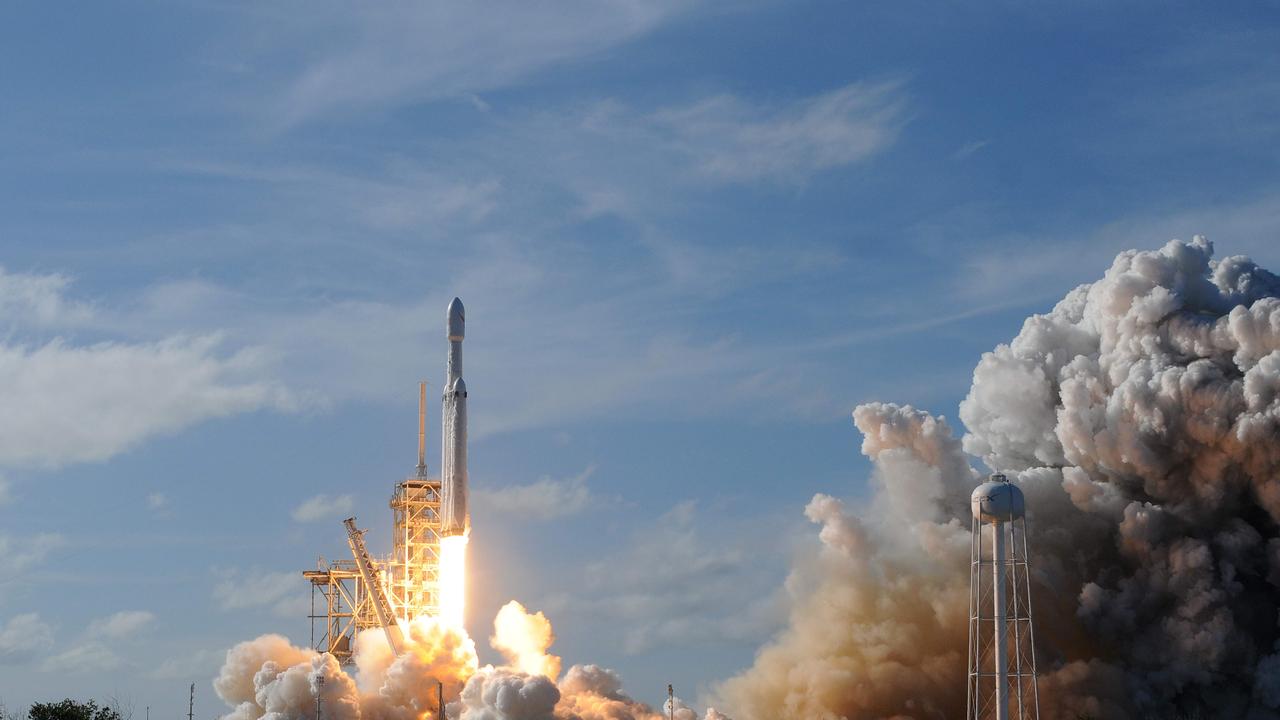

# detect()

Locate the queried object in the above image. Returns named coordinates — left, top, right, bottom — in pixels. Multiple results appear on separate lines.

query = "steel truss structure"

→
left=966, top=511, right=1041, bottom=720
left=302, top=383, right=446, bottom=664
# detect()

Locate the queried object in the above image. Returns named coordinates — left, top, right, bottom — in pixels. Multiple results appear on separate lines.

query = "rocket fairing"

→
left=440, top=297, right=470, bottom=537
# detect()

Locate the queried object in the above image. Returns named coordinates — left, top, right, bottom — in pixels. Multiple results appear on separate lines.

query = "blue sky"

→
left=2, top=1, right=1280, bottom=717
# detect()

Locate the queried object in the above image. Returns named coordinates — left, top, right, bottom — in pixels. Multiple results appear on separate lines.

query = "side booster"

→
left=440, top=297, right=469, bottom=537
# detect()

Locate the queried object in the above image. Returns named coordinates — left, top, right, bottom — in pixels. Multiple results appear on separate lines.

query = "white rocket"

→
left=440, top=297, right=469, bottom=537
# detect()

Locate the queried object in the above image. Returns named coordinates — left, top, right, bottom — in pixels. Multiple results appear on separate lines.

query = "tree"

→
left=27, top=700, right=123, bottom=720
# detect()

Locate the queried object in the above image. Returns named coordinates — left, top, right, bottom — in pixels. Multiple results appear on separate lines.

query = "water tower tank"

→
left=971, top=473, right=1025, bottom=523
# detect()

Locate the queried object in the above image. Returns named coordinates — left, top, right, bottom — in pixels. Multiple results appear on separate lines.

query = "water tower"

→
left=966, top=473, right=1040, bottom=720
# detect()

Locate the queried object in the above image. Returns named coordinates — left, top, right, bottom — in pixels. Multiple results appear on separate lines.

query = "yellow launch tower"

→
left=304, top=382, right=446, bottom=664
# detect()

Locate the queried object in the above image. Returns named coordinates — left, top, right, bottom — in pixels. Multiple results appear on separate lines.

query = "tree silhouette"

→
left=27, top=700, right=123, bottom=720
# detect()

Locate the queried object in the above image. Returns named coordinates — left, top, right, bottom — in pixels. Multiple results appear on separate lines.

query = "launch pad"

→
left=303, top=298, right=468, bottom=664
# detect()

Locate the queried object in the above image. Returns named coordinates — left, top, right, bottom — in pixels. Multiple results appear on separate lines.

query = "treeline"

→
left=1, top=699, right=126, bottom=720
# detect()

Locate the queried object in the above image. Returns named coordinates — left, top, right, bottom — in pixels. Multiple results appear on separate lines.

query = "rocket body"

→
left=440, top=297, right=469, bottom=537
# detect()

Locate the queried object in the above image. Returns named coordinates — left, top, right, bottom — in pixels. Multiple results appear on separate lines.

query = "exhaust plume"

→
left=714, top=237, right=1280, bottom=719
left=491, top=601, right=562, bottom=681
left=216, top=606, right=731, bottom=720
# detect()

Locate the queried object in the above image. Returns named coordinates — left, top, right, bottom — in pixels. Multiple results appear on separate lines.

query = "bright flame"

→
left=439, top=534, right=468, bottom=629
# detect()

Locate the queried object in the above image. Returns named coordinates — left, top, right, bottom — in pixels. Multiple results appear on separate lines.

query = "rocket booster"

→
left=440, top=297, right=469, bottom=537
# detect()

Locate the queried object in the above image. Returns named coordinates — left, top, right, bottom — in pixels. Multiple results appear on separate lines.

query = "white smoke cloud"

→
left=713, top=237, right=1280, bottom=720
left=214, top=604, right=730, bottom=720
left=458, top=667, right=560, bottom=720
left=491, top=602, right=561, bottom=680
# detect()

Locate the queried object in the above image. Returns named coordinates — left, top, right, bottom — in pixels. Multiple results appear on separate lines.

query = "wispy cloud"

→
left=0, top=269, right=300, bottom=469
left=574, top=502, right=785, bottom=654
left=952, top=139, right=990, bottom=160
left=0, top=267, right=94, bottom=329
left=222, top=1, right=701, bottom=129
left=148, top=648, right=223, bottom=680
left=87, top=611, right=155, bottom=640
left=39, top=642, right=122, bottom=674
left=954, top=189, right=1280, bottom=303
left=291, top=493, right=355, bottom=523
left=212, top=569, right=307, bottom=618
left=651, top=80, right=908, bottom=183
left=0, top=613, right=54, bottom=664
left=0, top=335, right=296, bottom=469
left=473, top=466, right=596, bottom=521
left=0, top=533, right=66, bottom=575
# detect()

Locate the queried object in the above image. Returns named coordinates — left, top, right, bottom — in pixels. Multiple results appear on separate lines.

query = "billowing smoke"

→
left=491, top=601, right=561, bottom=680
left=217, top=237, right=1280, bottom=720
left=713, top=237, right=1280, bottom=719
left=215, top=601, right=731, bottom=720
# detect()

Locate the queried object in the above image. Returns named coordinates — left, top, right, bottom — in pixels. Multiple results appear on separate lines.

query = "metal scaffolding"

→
left=390, top=478, right=443, bottom=623
left=304, top=557, right=379, bottom=663
left=303, top=383, right=446, bottom=664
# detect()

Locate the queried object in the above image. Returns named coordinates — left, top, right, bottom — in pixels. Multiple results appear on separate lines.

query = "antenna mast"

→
left=188, top=683, right=195, bottom=720
left=417, top=381, right=428, bottom=477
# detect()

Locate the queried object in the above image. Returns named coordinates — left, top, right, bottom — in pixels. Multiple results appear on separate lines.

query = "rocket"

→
left=440, top=297, right=469, bottom=537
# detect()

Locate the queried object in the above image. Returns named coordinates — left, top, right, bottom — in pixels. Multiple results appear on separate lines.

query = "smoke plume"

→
left=713, top=237, right=1280, bottom=719
left=215, top=602, right=731, bottom=720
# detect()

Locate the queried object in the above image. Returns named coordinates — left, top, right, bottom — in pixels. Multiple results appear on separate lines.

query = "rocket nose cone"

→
left=447, top=297, right=465, bottom=340
left=453, top=377, right=467, bottom=395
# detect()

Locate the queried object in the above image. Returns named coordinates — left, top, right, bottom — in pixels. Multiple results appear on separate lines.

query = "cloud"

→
left=0, top=533, right=66, bottom=575
left=473, top=466, right=595, bottom=521
left=226, top=1, right=700, bottom=129
left=651, top=80, right=908, bottom=183
left=952, top=139, right=990, bottom=160
left=146, top=492, right=167, bottom=511
left=39, top=641, right=123, bottom=674
left=0, top=268, right=306, bottom=469
left=577, top=502, right=784, bottom=654
left=0, top=613, right=54, bottom=664
left=0, top=476, right=10, bottom=506
left=291, top=493, right=355, bottom=523
left=149, top=648, right=224, bottom=680
left=87, top=611, right=155, bottom=639
left=171, top=161, right=502, bottom=232
left=0, top=266, right=94, bottom=328
left=954, top=189, right=1280, bottom=303
left=0, top=334, right=297, bottom=469
left=213, top=569, right=307, bottom=617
